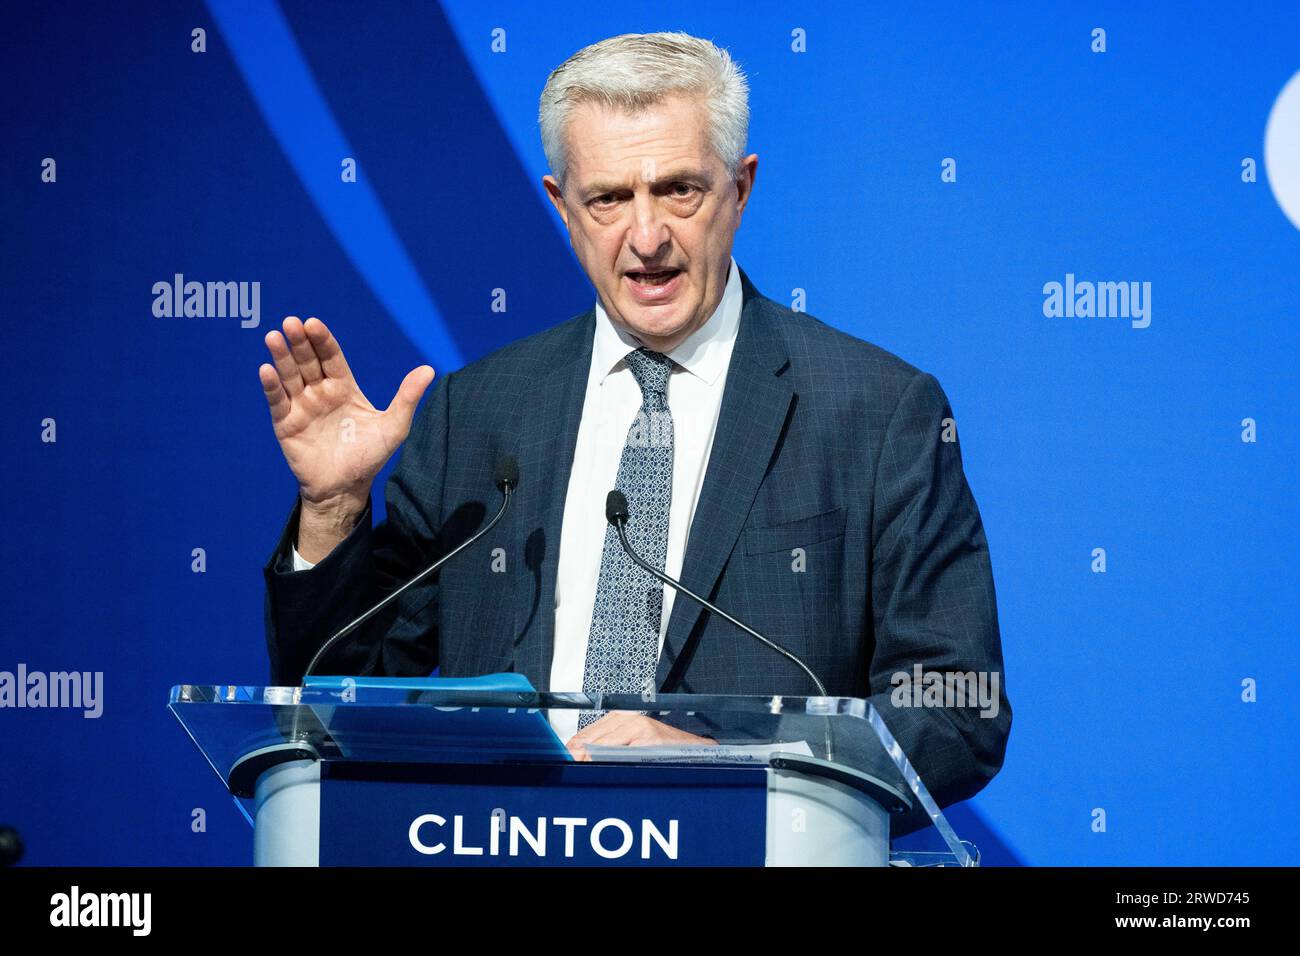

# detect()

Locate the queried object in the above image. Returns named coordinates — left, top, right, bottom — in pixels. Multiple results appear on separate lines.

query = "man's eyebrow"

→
left=580, top=178, right=631, bottom=197
left=645, top=167, right=713, bottom=186
left=580, top=168, right=713, bottom=197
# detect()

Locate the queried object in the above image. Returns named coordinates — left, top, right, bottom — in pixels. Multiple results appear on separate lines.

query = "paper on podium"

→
left=581, top=740, right=815, bottom=764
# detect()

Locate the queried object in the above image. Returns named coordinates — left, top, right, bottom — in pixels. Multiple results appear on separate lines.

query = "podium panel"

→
left=170, top=679, right=975, bottom=867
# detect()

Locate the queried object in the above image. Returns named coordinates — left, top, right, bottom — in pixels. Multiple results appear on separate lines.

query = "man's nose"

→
left=628, top=193, right=671, bottom=260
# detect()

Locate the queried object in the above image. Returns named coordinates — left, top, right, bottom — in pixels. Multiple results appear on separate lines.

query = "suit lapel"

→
left=656, top=269, right=794, bottom=690
left=511, top=310, right=594, bottom=691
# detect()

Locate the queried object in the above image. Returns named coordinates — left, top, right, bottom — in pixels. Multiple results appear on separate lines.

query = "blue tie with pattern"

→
left=578, top=347, right=675, bottom=730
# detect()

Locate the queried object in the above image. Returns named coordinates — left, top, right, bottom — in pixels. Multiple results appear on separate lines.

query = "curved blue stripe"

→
left=205, top=0, right=464, bottom=370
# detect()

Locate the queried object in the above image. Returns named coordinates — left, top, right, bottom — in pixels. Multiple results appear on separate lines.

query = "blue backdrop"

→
left=1, top=0, right=1296, bottom=866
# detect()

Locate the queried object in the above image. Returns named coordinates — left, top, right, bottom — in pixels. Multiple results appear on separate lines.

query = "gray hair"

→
left=538, top=32, right=750, bottom=191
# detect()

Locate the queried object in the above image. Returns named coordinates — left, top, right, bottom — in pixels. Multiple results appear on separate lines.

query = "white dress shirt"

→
left=295, top=257, right=743, bottom=743
left=549, top=257, right=742, bottom=739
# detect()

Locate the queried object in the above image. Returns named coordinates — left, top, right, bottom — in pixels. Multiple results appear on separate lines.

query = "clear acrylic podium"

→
left=169, top=682, right=978, bottom=867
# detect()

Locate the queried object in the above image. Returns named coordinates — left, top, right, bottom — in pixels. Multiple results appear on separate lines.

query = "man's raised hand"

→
left=258, top=316, right=434, bottom=561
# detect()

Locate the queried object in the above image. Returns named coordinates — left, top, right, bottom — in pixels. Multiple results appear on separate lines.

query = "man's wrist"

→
left=295, top=493, right=366, bottom=563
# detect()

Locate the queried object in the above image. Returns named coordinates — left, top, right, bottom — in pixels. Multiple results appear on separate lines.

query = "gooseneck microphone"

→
left=606, top=490, right=834, bottom=762
left=605, top=489, right=827, bottom=696
left=301, top=456, right=519, bottom=678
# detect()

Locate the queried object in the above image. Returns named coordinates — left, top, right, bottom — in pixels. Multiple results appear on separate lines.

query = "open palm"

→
left=258, top=316, right=434, bottom=510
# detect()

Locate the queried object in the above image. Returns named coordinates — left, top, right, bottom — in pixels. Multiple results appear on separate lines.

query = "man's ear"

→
left=734, top=154, right=759, bottom=215
left=543, top=174, right=570, bottom=228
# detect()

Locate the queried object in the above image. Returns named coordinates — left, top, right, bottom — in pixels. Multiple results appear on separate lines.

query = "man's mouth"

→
left=626, top=269, right=682, bottom=287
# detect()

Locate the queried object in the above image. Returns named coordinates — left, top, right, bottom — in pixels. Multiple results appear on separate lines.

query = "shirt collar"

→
left=593, top=256, right=742, bottom=387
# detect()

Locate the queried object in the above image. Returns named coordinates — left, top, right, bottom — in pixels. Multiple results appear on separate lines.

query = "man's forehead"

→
left=564, top=97, right=716, bottom=189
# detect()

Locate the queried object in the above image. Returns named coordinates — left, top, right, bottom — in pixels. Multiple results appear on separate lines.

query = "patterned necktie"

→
left=578, top=348, right=675, bottom=730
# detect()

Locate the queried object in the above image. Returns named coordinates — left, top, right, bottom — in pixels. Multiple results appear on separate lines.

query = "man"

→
left=259, top=32, right=1010, bottom=814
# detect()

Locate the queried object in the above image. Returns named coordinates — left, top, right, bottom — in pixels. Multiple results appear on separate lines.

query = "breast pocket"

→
left=729, top=506, right=847, bottom=676
left=743, top=506, right=846, bottom=556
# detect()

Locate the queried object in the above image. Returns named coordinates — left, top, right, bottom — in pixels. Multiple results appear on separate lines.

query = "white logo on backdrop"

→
left=1265, top=70, right=1300, bottom=231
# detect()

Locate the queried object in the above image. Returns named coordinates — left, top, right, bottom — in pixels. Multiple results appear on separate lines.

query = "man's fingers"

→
left=569, top=714, right=705, bottom=750
left=258, top=364, right=291, bottom=424
left=568, top=714, right=682, bottom=759
left=385, top=365, right=436, bottom=427
left=283, top=316, right=324, bottom=385
left=302, top=317, right=354, bottom=381
left=565, top=722, right=603, bottom=756
left=571, top=712, right=635, bottom=748
left=264, top=329, right=304, bottom=396
left=566, top=713, right=615, bottom=746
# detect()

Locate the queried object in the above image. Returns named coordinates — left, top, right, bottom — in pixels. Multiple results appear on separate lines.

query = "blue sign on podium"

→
left=319, top=762, right=769, bottom=866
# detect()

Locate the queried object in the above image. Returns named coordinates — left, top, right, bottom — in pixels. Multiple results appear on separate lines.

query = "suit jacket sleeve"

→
left=262, top=372, right=452, bottom=685
left=866, top=370, right=1011, bottom=823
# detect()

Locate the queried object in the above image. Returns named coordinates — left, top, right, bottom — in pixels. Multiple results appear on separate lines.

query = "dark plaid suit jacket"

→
left=264, top=265, right=1012, bottom=821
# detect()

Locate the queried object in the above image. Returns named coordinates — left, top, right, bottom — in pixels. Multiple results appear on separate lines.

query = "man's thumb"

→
left=387, top=365, right=435, bottom=424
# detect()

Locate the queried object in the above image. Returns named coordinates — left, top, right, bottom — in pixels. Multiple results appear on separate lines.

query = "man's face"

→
left=544, top=94, right=757, bottom=353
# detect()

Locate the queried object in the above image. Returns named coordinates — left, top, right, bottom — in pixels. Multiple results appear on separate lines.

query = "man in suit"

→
left=258, top=32, right=1010, bottom=817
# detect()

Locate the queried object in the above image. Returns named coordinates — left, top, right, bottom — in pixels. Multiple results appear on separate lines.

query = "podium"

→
left=170, top=679, right=978, bottom=867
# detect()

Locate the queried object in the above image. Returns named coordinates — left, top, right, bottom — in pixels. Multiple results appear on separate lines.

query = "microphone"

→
left=301, top=456, right=519, bottom=678
left=605, top=489, right=828, bottom=696
left=605, top=490, right=835, bottom=761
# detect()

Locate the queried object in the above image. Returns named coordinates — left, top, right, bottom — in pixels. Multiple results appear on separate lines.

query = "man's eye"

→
left=592, top=194, right=616, bottom=206
left=670, top=183, right=695, bottom=197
